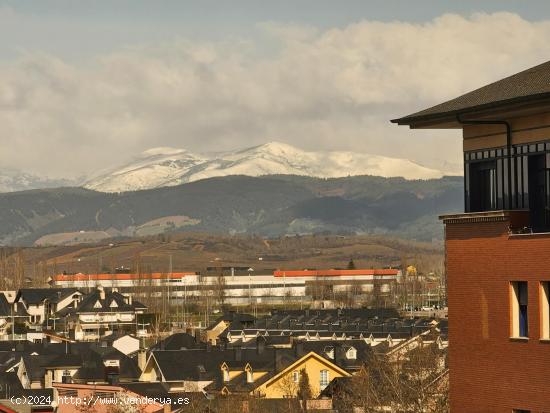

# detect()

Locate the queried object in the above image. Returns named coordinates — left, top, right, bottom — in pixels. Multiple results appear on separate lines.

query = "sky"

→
left=2, top=1, right=550, bottom=178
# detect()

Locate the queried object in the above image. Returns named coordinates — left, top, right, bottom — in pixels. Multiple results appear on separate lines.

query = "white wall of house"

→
left=112, top=335, right=140, bottom=355
left=51, top=368, right=78, bottom=384
left=78, top=312, right=136, bottom=324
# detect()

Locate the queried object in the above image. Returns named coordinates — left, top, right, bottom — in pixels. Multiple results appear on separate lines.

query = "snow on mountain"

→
left=84, top=141, right=448, bottom=193
left=84, top=148, right=208, bottom=193
left=0, top=169, right=75, bottom=193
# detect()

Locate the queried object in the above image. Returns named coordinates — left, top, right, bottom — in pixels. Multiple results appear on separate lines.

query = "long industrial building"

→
left=49, top=268, right=401, bottom=305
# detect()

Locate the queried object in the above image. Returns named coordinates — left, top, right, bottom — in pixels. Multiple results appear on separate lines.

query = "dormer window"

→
left=346, top=347, right=357, bottom=360
left=245, top=365, right=253, bottom=383
left=221, top=363, right=229, bottom=382
left=109, top=300, right=118, bottom=308
left=93, top=301, right=102, bottom=309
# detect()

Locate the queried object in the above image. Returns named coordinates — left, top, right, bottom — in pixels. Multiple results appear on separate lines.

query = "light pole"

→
left=51, top=315, right=60, bottom=332
left=247, top=268, right=254, bottom=306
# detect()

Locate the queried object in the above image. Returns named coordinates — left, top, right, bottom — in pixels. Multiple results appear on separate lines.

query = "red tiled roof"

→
left=52, top=272, right=196, bottom=281
left=273, top=269, right=399, bottom=277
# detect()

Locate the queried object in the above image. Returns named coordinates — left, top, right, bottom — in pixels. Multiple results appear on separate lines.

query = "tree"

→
left=275, top=373, right=298, bottom=398
left=347, top=258, right=356, bottom=270
left=214, top=270, right=227, bottom=308
left=333, top=342, right=448, bottom=413
left=297, top=368, right=312, bottom=407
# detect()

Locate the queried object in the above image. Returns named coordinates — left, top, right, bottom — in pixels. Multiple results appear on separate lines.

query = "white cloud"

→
left=1, top=12, right=549, bottom=178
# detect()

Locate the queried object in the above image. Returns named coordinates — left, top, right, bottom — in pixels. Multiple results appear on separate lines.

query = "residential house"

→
left=205, top=312, right=255, bottom=345
left=61, top=287, right=147, bottom=341
left=140, top=343, right=353, bottom=399
left=100, top=333, right=141, bottom=356
left=0, top=294, right=28, bottom=338
left=15, top=289, right=82, bottom=327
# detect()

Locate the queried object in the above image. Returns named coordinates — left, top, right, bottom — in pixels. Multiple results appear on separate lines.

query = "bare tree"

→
left=213, top=270, right=227, bottom=308
left=334, top=343, right=448, bottom=413
left=275, top=372, right=299, bottom=398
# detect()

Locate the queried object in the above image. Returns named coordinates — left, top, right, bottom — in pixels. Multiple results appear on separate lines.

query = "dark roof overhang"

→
left=392, top=93, right=550, bottom=129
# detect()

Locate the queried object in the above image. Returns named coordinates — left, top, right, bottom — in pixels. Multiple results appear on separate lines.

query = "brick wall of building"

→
left=446, top=217, right=550, bottom=412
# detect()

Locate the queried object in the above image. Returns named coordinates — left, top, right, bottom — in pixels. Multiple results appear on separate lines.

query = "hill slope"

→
left=0, top=175, right=463, bottom=245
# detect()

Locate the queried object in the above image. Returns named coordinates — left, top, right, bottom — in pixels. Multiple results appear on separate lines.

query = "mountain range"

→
left=0, top=142, right=463, bottom=246
left=0, top=174, right=463, bottom=246
left=0, top=169, right=75, bottom=193
left=82, top=142, right=449, bottom=193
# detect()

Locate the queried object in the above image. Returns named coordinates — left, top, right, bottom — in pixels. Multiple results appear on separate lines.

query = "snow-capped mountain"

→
left=0, top=169, right=75, bottom=193
left=84, top=142, right=448, bottom=193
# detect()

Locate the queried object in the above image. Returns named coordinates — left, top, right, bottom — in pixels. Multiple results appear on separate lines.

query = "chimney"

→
left=335, top=345, right=346, bottom=365
left=274, top=349, right=284, bottom=371
left=98, top=286, right=105, bottom=300
left=257, top=337, right=265, bottom=354
left=235, top=347, right=242, bottom=362
left=138, top=348, right=147, bottom=372
left=295, top=341, right=304, bottom=357
left=44, top=370, right=53, bottom=388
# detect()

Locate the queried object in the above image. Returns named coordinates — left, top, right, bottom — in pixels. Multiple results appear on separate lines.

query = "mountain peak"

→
left=84, top=142, right=450, bottom=193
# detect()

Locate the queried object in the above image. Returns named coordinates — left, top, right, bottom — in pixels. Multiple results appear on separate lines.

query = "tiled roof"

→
left=17, top=288, right=80, bottom=305
left=72, top=289, right=147, bottom=313
left=392, top=59, right=550, bottom=125
left=151, top=333, right=201, bottom=351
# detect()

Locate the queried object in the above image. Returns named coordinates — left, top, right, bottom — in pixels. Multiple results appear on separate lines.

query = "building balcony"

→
left=439, top=209, right=550, bottom=237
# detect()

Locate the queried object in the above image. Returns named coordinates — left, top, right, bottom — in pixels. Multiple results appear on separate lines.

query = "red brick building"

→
left=393, top=61, right=550, bottom=412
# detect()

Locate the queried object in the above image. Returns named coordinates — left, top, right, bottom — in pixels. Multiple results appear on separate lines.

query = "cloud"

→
left=1, top=12, right=550, bottom=178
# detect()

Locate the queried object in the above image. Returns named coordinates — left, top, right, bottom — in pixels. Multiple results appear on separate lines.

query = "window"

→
left=292, top=370, right=299, bottom=383
left=320, top=370, right=329, bottom=390
left=346, top=347, right=357, bottom=360
left=61, top=370, right=72, bottom=384
left=511, top=281, right=528, bottom=338
left=541, top=282, right=550, bottom=340
left=469, top=161, right=497, bottom=212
